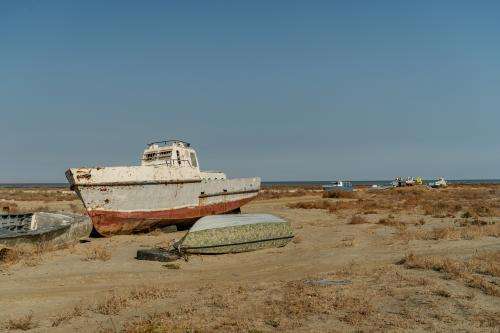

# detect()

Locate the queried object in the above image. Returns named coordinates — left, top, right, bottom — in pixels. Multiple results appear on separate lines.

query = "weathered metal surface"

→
left=0, top=214, right=34, bottom=232
left=176, top=214, right=294, bottom=254
left=0, top=212, right=92, bottom=247
left=66, top=140, right=261, bottom=236
left=88, top=196, right=256, bottom=235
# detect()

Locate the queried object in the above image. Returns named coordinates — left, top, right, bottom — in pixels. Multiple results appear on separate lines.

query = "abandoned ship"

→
left=65, top=140, right=261, bottom=236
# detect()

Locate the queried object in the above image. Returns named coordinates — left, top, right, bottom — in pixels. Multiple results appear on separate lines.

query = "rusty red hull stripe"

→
left=88, top=197, right=254, bottom=235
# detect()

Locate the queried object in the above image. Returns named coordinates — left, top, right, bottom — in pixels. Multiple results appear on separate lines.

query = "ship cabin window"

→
left=190, top=152, right=198, bottom=168
left=158, top=150, right=172, bottom=159
left=144, top=153, right=156, bottom=161
left=176, top=150, right=181, bottom=165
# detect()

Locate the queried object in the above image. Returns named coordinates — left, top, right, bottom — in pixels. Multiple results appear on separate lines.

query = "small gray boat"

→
left=322, top=180, right=354, bottom=192
left=0, top=212, right=92, bottom=247
left=175, top=214, right=294, bottom=254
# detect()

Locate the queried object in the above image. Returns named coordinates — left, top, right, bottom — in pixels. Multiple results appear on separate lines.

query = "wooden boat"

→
left=0, top=212, right=92, bottom=247
left=175, top=214, right=293, bottom=254
left=66, top=140, right=260, bottom=236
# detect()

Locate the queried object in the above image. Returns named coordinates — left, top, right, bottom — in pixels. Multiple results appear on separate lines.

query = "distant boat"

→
left=405, top=177, right=415, bottom=186
left=429, top=177, right=447, bottom=188
left=392, top=177, right=420, bottom=187
left=322, top=180, right=353, bottom=192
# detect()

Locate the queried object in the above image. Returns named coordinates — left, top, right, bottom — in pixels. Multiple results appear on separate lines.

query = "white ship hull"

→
left=66, top=167, right=260, bottom=235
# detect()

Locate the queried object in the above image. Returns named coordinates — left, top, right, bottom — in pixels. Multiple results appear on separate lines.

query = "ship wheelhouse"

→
left=141, top=139, right=199, bottom=170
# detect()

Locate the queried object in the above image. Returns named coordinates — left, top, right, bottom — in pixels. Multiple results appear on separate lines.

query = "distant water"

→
left=263, top=179, right=500, bottom=187
left=0, top=183, right=68, bottom=188
left=1, top=180, right=499, bottom=189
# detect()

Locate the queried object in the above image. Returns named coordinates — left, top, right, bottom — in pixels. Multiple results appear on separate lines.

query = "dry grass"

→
left=398, top=223, right=500, bottom=242
left=121, top=280, right=376, bottom=332
left=422, top=201, right=461, bottom=218
left=51, top=305, right=84, bottom=327
left=1, top=202, right=19, bottom=213
left=47, top=261, right=500, bottom=332
left=322, top=190, right=356, bottom=199
left=281, top=186, right=494, bottom=217
left=363, top=186, right=500, bottom=217
left=123, top=313, right=167, bottom=333
left=265, top=281, right=374, bottom=327
left=92, top=293, right=128, bottom=315
left=83, top=245, right=111, bottom=262
left=50, top=286, right=172, bottom=326
left=378, top=215, right=405, bottom=228
left=257, top=187, right=320, bottom=200
left=128, top=285, right=171, bottom=301
left=0, top=242, right=58, bottom=268
left=287, top=199, right=357, bottom=214
left=287, top=200, right=335, bottom=210
left=4, top=312, right=37, bottom=331
left=0, top=188, right=76, bottom=202
left=398, top=252, right=500, bottom=296
left=335, top=237, right=358, bottom=248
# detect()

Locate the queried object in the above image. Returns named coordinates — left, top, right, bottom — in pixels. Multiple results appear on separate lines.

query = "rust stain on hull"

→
left=89, top=197, right=254, bottom=236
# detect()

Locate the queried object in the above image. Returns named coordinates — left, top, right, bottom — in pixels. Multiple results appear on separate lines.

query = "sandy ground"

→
left=0, top=187, right=499, bottom=332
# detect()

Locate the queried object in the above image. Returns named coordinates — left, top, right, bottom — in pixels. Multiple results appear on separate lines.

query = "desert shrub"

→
left=349, top=215, right=369, bottom=225
left=257, top=188, right=319, bottom=200
left=461, top=211, right=474, bottom=218
left=1, top=202, right=18, bottom=213
left=471, top=204, right=493, bottom=217
left=83, top=245, right=111, bottom=261
left=51, top=305, right=84, bottom=327
left=123, top=314, right=169, bottom=333
left=422, top=201, right=457, bottom=218
left=415, top=218, right=426, bottom=226
left=287, top=200, right=334, bottom=210
left=4, top=312, right=37, bottom=331
left=378, top=216, right=404, bottom=228
left=129, top=285, right=171, bottom=301
left=92, top=294, right=127, bottom=315
left=322, top=190, right=356, bottom=199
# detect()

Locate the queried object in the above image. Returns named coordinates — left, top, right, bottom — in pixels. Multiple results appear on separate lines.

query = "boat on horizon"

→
left=429, top=177, right=447, bottom=188
left=322, top=180, right=353, bottom=192
left=66, top=140, right=261, bottom=236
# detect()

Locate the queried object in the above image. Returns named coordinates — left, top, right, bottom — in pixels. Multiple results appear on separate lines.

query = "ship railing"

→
left=147, top=139, right=191, bottom=147
left=142, top=157, right=194, bottom=167
left=164, top=159, right=194, bottom=167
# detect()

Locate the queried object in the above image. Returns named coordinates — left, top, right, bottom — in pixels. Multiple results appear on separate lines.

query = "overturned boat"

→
left=66, top=140, right=261, bottom=236
left=0, top=212, right=92, bottom=247
left=175, top=214, right=293, bottom=254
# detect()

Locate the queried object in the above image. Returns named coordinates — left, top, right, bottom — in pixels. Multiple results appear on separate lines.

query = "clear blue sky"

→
left=1, top=1, right=499, bottom=182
